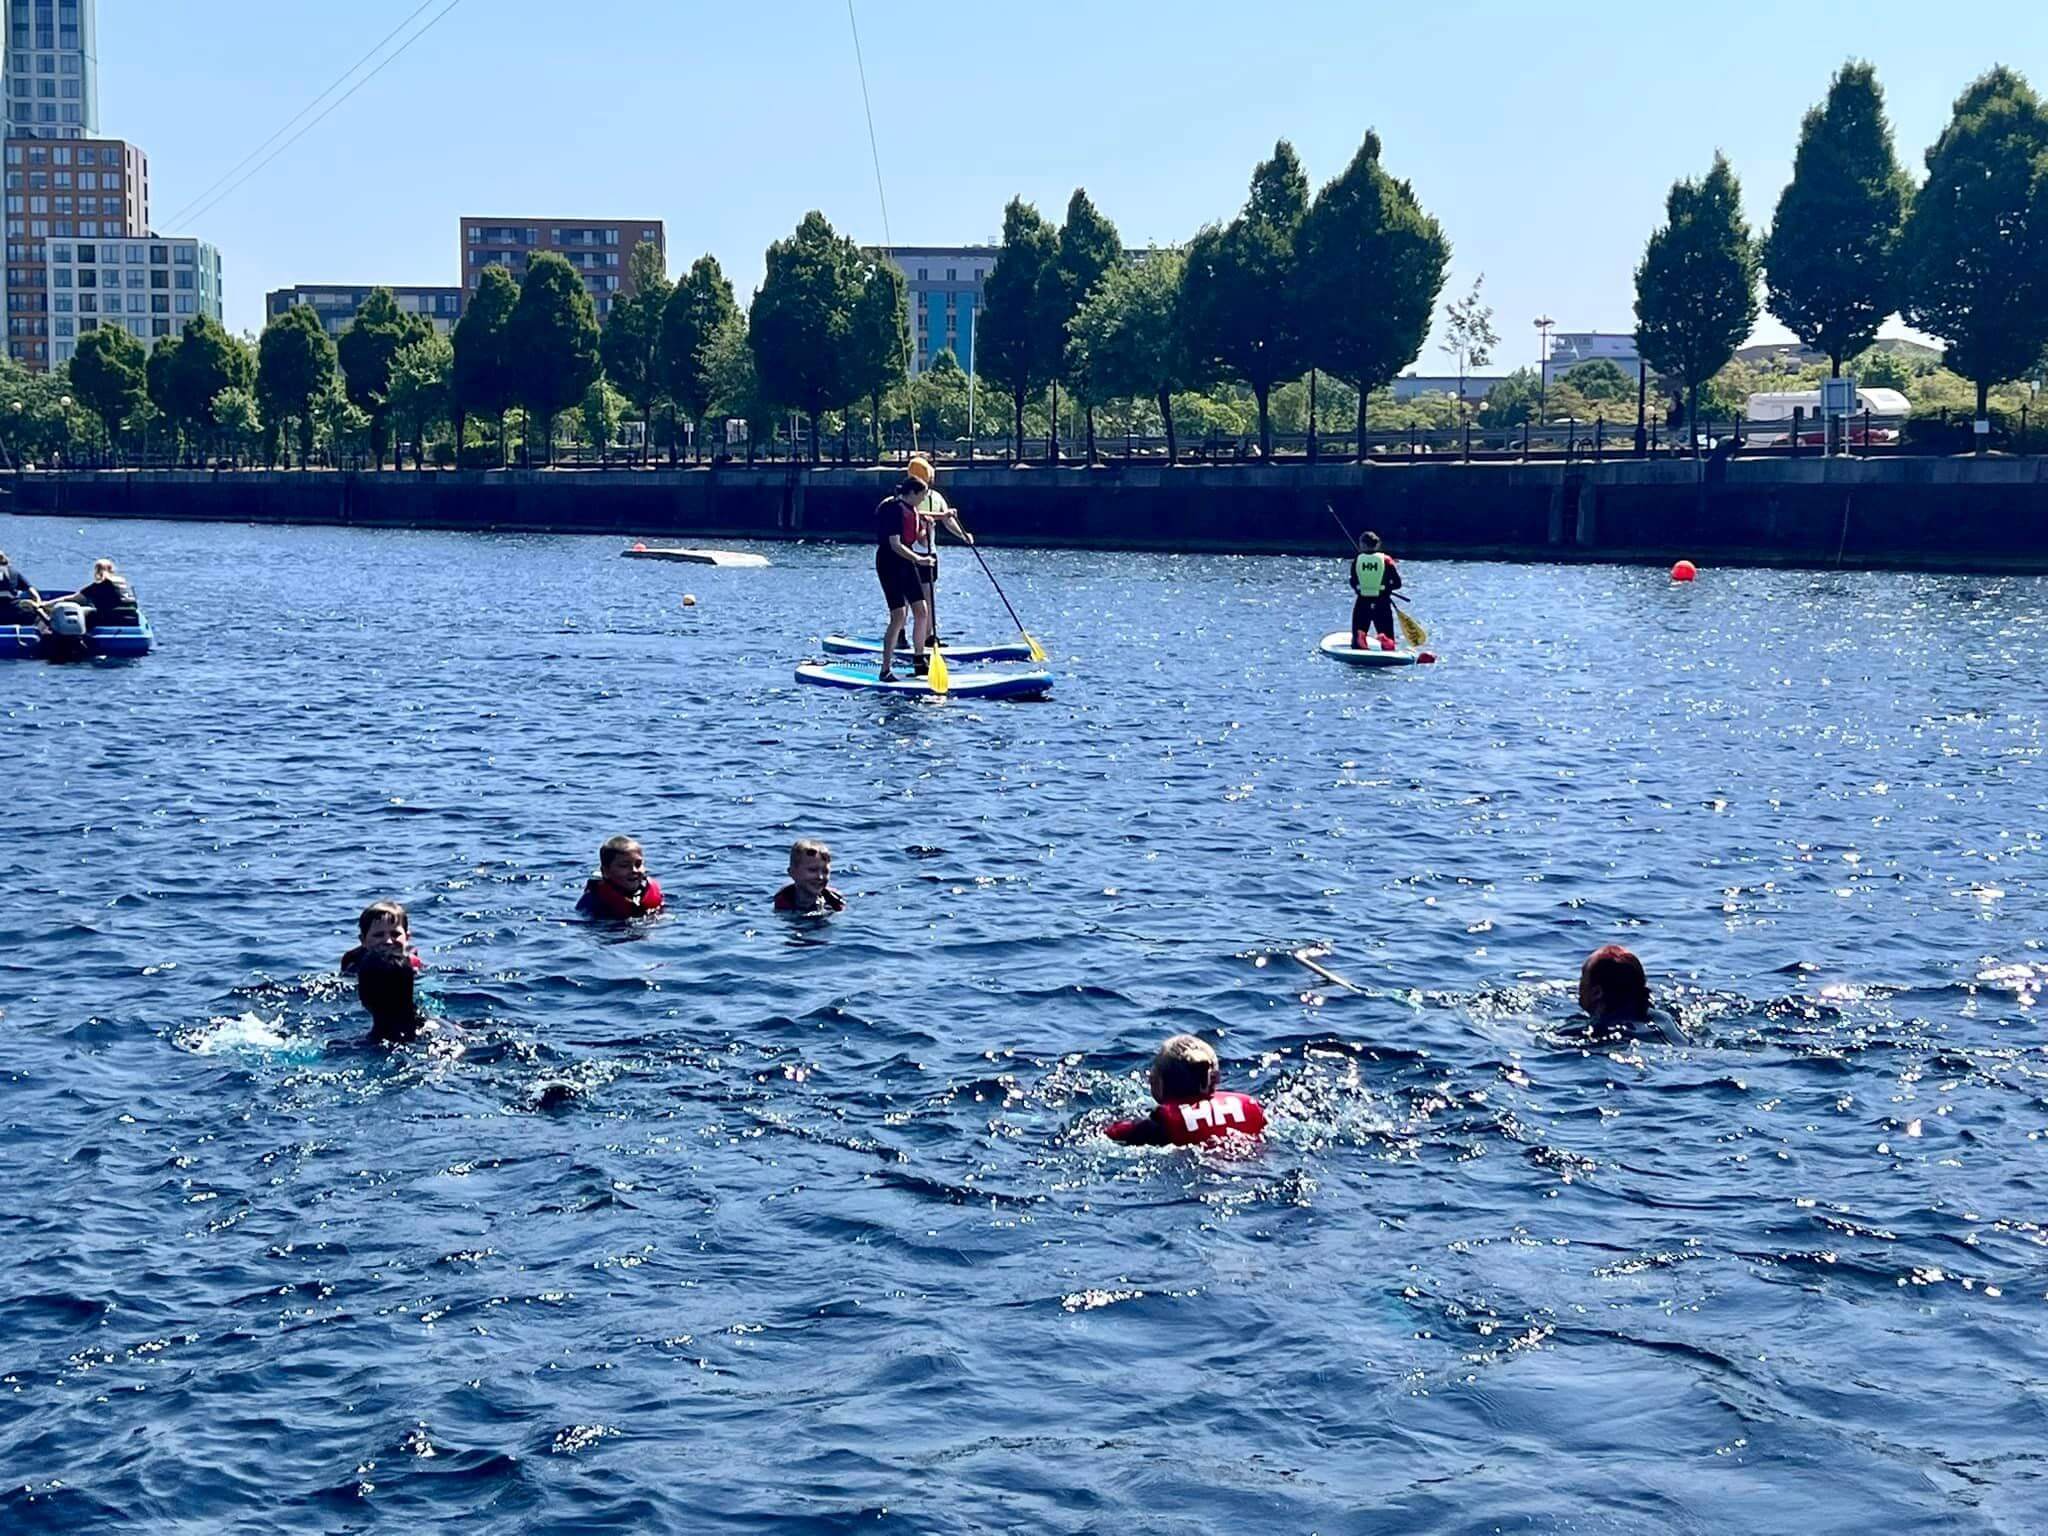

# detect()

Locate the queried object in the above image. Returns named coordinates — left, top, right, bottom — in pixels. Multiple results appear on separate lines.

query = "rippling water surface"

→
left=2, top=513, right=2044, bottom=1533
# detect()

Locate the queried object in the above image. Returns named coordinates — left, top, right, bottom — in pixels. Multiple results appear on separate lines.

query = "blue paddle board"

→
left=822, top=634, right=1037, bottom=663
left=795, top=660, right=1054, bottom=699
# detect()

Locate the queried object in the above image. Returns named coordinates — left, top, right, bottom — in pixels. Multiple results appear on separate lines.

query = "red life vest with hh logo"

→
left=1159, top=1092, right=1266, bottom=1144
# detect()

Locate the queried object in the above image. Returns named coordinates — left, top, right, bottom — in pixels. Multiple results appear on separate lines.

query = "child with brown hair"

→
left=577, top=835, right=665, bottom=919
left=773, top=838, right=846, bottom=914
left=339, top=899, right=423, bottom=975
left=1105, top=1034, right=1267, bottom=1147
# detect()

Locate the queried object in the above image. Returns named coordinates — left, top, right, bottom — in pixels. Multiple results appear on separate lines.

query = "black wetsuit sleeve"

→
left=1105, top=1112, right=1170, bottom=1146
left=1347, top=556, right=1359, bottom=594
left=1385, top=560, right=1403, bottom=595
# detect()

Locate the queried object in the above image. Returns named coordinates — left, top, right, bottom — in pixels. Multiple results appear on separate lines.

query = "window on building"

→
left=152, top=318, right=169, bottom=337
left=149, top=269, right=165, bottom=289
left=126, top=293, right=142, bottom=312
left=150, top=243, right=165, bottom=263
left=174, top=295, right=192, bottom=314
left=174, top=269, right=191, bottom=288
left=59, top=78, right=75, bottom=99
left=76, top=241, right=91, bottom=260
left=60, top=105, right=78, bottom=124
left=53, top=315, right=70, bottom=337
left=76, top=292, right=92, bottom=311
left=53, top=293, right=68, bottom=311
left=151, top=294, right=167, bottom=313
left=29, top=219, right=44, bottom=236
left=36, top=78, right=51, bottom=98
left=27, top=195, right=44, bottom=213
left=125, top=244, right=139, bottom=263
left=173, top=244, right=193, bottom=263
left=9, top=78, right=27, bottom=98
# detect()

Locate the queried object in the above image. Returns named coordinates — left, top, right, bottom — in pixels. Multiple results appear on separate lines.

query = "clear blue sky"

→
left=104, top=0, right=2048, bottom=363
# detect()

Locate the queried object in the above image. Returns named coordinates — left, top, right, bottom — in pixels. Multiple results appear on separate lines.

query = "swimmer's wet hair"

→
left=790, top=838, right=831, bottom=864
left=357, top=899, right=410, bottom=941
left=356, top=946, right=416, bottom=1015
left=1580, top=944, right=1651, bottom=1021
left=1151, top=1034, right=1221, bottom=1102
left=599, top=835, right=643, bottom=868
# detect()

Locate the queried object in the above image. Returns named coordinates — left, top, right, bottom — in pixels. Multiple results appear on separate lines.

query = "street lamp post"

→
left=1534, top=316, right=1554, bottom=443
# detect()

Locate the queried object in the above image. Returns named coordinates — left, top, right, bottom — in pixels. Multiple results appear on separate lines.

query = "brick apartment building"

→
left=459, top=216, right=665, bottom=321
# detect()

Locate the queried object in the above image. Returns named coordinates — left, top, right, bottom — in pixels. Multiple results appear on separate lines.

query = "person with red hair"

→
left=1579, top=945, right=1651, bottom=1024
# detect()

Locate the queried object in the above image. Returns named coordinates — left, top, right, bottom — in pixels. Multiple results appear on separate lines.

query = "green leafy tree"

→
left=704, top=311, right=770, bottom=457
left=336, top=289, right=431, bottom=468
left=212, top=385, right=262, bottom=468
left=1475, top=366, right=1542, bottom=429
left=1764, top=61, right=1912, bottom=374
left=1181, top=141, right=1311, bottom=459
left=1066, top=249, right=1193, bottom=461
left=1563, top=359, right=1633, bottom=401
left=1852, top=346, right=1915, bottom=392
left=1298, top=130, right=1451, bottom=457
left=508, top=251, right=601, bottom=465
left=748, top=212, right=866, bottom=461
left=1634, top=153, right=1760, bottom=448
left=168, top=315, right=255, bottom=464
left=256, top=304, right=336, bottom=467
left=1050, top=187, right=1122, bottom=459
left=662, top=254, right=741, bottom=461
left=388, top=333, right=453, bottom=470
left=978, top=196, right=1062, bottom=459
left=452, top=264, right=519, bottom=465
left=846, top=254, right=909, bottom=456
left=580, top=377, right=626, bottom=461
left=1439, top=274, right=1500, bottom=420
left=67, top=324, right=148, bottom=462
left=1901, top=66, right=2048, bottom=429
left=144, top=332, right=181, bottom=461
left=598, top=241, right=672, bottom=461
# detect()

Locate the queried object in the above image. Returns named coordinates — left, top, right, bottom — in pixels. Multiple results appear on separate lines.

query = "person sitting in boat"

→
left=1105, top=1034, right=1267, bottom=1148
left=1573, top=945, right=1684, bottom=1043
left=340, top=898, right=424, bottom=975
left=577, top=835, right=665, bottom=919
left=1348, top=531, right=1402, bottom=652
left=356, top=947, right=430, bottom=1044
left=47, top=558, right=141, bottom=629
left=0, top=549, right=43, bottom=624
left=875, top=474, right=936, bottom=682
left=774, top=838, right=846, bottom=914
left=905, top=455, right=971, bottom=645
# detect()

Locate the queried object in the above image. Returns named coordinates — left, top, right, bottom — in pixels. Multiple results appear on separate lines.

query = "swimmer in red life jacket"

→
left=577, top=835, right=664, bottom=919
left=1105, top=1034, right=1268, bottom=1147
left=356, top=947, right=429, bottom=1044
left=773, top=837, right=846, bottom=914
left=340, top=898, right=425, bottom=975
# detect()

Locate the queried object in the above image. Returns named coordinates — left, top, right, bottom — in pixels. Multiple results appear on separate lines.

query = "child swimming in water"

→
left=773, top=838, right=846, bottom=913
left=1574, top=945, right=1684, bottom=1043
left=340, top=899, right=423, bottom=974
left=577, top=835, right=664, bottom=919
left=1105, top=1034, right=1267, bottom=1146
left=355, top=947, right=428, bottom=1044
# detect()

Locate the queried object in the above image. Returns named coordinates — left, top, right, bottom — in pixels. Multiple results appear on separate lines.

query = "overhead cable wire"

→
left=846, top=0, right=917, bottom=449
left=170, top=0, right=464, bottom=231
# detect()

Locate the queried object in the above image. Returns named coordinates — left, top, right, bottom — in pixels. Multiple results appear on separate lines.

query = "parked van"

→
left=1745, top=387, right=1909, bottom=445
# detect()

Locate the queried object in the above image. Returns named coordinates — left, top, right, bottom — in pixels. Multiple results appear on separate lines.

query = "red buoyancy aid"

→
left=582, top=876, right=664, bottom=918
left=1157, top=1091, right=1267, bottom=1145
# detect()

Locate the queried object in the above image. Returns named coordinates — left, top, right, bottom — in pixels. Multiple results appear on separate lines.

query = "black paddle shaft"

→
left=967, top=542, right=1034, bottom=637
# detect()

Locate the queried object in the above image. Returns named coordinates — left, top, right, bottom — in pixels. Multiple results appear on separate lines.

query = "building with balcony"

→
left=266, top=283, right=464, bottom=338
left=459, top=217, right=664, bottom=321
left=3, top=0, right=97, bottom=140
left=4, top=131, right=150, bottom=368
left=873, top=244, right=995, bottom=374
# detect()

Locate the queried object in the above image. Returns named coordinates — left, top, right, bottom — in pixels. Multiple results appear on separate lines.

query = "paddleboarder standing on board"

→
left=1349, top=530, right=1403, bottom=652
left=905, top=455, right=971, bottom=646
left=876, top=474, right=936, bottom=682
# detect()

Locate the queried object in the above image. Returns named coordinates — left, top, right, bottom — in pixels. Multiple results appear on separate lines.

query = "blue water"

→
left=3, top=512, right=2044, bottom=1534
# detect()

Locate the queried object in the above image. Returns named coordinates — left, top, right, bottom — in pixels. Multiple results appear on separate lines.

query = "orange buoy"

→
left=1671, top=560, right=1698, bottom=583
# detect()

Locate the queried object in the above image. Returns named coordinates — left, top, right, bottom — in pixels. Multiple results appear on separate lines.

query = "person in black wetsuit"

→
left=356, top=947, right=428, bottom=1044
left=1347, top=530, right=1403, bottom=651
left=0, top=549, right=43, bottom=624
left=875, top=475, right=935, bottom=682
left=50, top=558, right=141, bottom=629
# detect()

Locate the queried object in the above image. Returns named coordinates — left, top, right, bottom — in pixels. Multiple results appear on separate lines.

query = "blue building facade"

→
left=874, top=244, right=996, bottom=374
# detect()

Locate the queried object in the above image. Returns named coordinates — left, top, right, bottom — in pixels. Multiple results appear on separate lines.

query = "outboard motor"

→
left=44, top=601, right=92, bottom=662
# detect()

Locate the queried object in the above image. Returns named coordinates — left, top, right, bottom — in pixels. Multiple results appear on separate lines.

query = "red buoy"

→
left=1671, top=560, right=1698, bottom=583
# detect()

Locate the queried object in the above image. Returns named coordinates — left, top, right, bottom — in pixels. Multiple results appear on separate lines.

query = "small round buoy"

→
left=1671, top=560, right=1698, bottom=583
left=1417, top=651, right=1439, bottom=665
left=632, top=541, right=647, bottom=551
left=682, top=594, right=697, bottom=607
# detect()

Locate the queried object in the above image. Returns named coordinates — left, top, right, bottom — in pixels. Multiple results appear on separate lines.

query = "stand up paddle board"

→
left=1318, top=631, right=1431, bottom=667
left=822, top=634, right=1037, bottom=663
left=795, top=660, right=1054, bottom=699
left=622, top=546, right=770, bottom=567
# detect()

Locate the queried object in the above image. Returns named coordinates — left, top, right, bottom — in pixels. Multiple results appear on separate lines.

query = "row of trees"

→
left=1636, top=62, right=2048, bottom=440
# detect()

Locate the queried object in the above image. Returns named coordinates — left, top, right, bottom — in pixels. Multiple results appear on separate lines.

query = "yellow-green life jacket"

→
left=1353, top=551, right=1388, bottom=597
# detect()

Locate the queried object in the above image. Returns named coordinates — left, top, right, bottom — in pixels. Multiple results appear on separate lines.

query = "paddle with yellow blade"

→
left=923, top=547, right=950, bottom=693
left=1327, top=505, right=1428, bottom=649
left=966, top=542, right=1048, bottom=664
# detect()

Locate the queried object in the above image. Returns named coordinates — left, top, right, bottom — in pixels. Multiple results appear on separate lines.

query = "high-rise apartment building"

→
left=874, top=245, right=995, bottom=374
left=266, top=283, right=464, bottom=339
left=459, top=217, right=665, bottom=321
left=3, top=0, right=98, bottom=140
left=46, top=234, right=222, bottom=368
left=4, top=132, right=146, bottom=367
